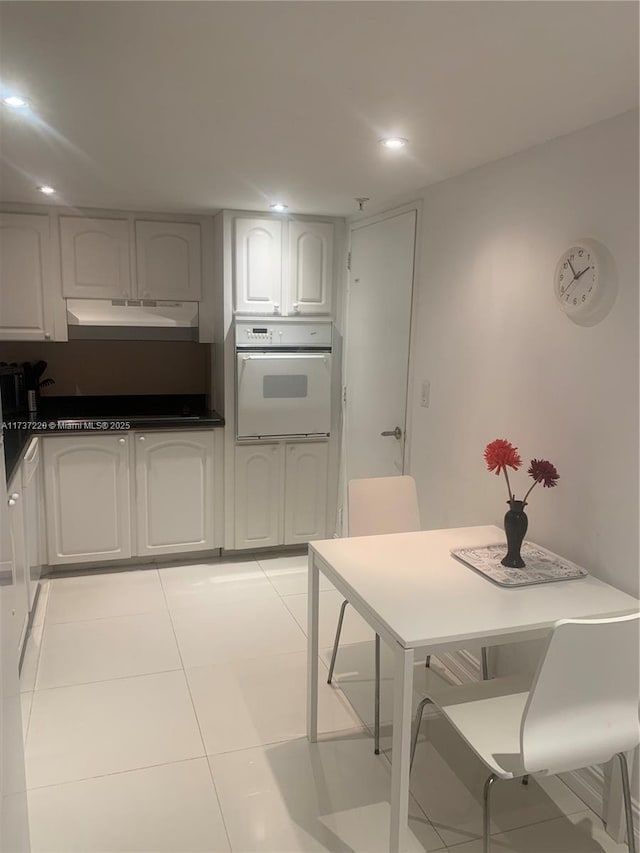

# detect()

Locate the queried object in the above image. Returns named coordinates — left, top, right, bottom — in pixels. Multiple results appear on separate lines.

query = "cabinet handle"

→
left=292, top=303, right=299, bottom=312
left=8, top=499, right=16, bottom=507
left=273, top=303, right=280, bottom=314
left=44, top=332, right=51, bottom=340
left=10, top=493, right=19, bottom=501
left=118, top=438, right=126, bottom=444
left=138, top=436, right=145, bottom=442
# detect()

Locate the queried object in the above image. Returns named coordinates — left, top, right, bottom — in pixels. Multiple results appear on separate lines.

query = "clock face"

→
left=554, top=242, right=600, bottom=317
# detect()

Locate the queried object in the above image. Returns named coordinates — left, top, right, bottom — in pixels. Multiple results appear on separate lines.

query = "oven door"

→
left=236, top=352, right=332, bottom=439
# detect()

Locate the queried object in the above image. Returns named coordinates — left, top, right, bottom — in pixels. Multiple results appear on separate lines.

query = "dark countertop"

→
left=3, top=394, right=224, bottom=485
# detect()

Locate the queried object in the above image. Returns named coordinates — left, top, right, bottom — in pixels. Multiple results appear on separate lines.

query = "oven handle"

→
left=238, top=353, right=331, bottom=359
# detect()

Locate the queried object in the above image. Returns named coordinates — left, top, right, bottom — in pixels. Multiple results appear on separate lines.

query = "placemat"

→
left=451, top=541, right=588, bottom=587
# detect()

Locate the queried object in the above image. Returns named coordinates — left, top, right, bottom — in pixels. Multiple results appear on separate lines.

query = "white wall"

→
left=409, top=109, right=639, bottom=600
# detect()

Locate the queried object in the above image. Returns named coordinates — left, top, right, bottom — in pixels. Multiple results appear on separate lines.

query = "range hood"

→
left=66, top=299, right=199, bottom=341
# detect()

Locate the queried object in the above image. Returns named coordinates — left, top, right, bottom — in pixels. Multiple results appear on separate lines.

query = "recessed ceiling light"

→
left=269, top=203, right=288, bottom=212
left=379, top=137, right=408, bottom=149
left=37, top=185, right=56, bottom=195
left=2, top=94, right=29, bottom=109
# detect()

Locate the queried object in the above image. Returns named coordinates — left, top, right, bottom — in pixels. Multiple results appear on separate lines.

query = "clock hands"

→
left=563, top=264, right=591, bottom=299
left=575, top=264, right=591, bottom=280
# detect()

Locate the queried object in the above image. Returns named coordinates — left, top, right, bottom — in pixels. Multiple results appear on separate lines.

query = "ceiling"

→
left=0, top=1, right=637, bottom=217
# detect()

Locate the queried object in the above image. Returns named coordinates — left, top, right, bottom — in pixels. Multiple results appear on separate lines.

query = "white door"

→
left=44, top=435, right=132, bottom=564
left=284, top=442, right=328, bottom=545
left=236, top=352, right=332, bottom=439
left=135, top=431, right=214, bottom=555
left=135, top=221, right=202, bottom=301
left=0, top=212, right=53, bottom=341
left=60, top=216, right=131, bottom=299
left=235, top=444, right=283, bottom=549
left=287, top=221, right=333, bottom=316
left=345, top=209, right=417, bottom=481
left=234, top=218, right=283, bottom=315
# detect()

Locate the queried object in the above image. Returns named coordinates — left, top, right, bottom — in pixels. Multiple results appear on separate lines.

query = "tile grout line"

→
left=157, top=559, right=234, bottom=853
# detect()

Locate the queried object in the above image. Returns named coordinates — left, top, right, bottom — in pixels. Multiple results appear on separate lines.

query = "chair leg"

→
left=425, top=655, right=431, bottom=668
left=482, top=774, right=497, bottom=853
left=327, top=599, right=348, bottom=684
left=616, top=752, right=637, bottom=853
left=410, top=697, right=432, bottom=770
left=481, top=646, right=489, bottom=680
left=374, top=633, right=381, bottom=754
left=522, top=775, right=529, bottom=785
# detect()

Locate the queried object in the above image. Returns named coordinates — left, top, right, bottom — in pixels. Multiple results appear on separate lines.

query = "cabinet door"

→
left=21, top=438, right=43, bottom=611
left=284, top=442, right=328, bottom=545
left=44, top=435, right=132, bottom=565
left=287, top=221, right=333, bottom=316
left=60, top=216, right=131, bottom=299
left=135, top=430, right=214, bottom=555
left=235, top=444, right=282, bottom=549
left=234, top=218, right=282, bottom=315
left=135, top=221, right=202, bottom=301
left=7, top=480, right=28, bottom=653
left=0, top=213, right=53, bottom=341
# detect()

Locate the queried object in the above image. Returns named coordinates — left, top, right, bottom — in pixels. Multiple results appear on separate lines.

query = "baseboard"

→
left=559, top=766, right=605, bottom=818
left=437, top=649, right=640, bottom=848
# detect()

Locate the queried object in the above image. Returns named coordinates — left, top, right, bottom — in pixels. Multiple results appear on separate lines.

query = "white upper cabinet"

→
left=135, top=221, right=202, bottom=301
left=287, top=221, right=333, bottom=316
left=233, top=216, right=334, bottom=316
left=234, top=218, right=283, bottom=315
left=0, top=213, right=56, bottom=341
left=134, top=430, right=215, bottom=555
left=60, top=216, right=131, bottom=299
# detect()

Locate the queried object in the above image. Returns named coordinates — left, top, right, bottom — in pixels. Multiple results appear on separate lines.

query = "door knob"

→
left=138, top=436, right=145, bottom=442
left=118, top=438, right=126, bottom=444
left=381, top=426, right=403, bottom=440
left=10, top=493, right=19, bottom=501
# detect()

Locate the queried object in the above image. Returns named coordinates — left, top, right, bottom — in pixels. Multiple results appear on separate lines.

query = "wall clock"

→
left=553, top=239, right=616, bottom=325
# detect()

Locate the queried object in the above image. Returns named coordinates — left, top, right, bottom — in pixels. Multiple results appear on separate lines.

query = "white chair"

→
left=410, top=612, right=640, bottom=853
left=327, top=476, right=421, bottom=753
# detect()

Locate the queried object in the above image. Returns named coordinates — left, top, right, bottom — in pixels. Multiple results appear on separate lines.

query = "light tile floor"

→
left=19, top=553, right=627, bottom=852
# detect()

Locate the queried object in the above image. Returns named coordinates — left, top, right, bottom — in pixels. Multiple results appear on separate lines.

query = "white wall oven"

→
left=235, top=320, right=332, bottom=440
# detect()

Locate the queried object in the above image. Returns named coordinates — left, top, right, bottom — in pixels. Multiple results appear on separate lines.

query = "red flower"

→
left=484, top=439, right=522, bottom=475
left=528, top=459, right=559, bottom=488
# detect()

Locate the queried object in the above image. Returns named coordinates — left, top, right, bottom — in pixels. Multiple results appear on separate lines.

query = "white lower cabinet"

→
left=234, top=441, right=328, bottom=550
left=135, top=431, right=215, bottom=556
left=284, top=442, right=328, bottom=545
left=7, top=473, right=28, bottom=653
left=43, top=430, right=220, bottom=566
left=21, top=437, right=45, bottom=610
left=44, top=435, right=132, bottom=565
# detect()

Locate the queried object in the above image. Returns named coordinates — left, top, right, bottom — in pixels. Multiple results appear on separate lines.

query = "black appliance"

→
left=0, top=363, right=27, bottom=420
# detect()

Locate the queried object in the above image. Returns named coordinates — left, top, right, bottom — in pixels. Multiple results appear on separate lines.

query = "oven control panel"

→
left=235, top=320, right=332, bottom=349
left=243, top=327, right=272, bottom=342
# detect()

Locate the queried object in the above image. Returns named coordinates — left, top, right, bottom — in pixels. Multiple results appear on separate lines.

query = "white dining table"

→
left=306, top=524, right=640, bottom=853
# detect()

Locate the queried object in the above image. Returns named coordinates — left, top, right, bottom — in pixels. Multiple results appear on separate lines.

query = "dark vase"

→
left=501, top=500, right=528, bottom=568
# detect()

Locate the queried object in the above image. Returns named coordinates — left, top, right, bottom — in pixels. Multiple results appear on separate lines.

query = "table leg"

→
left=306, top=550, right=320, bottom=742
left=390, top=644, right=414, bottom=852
